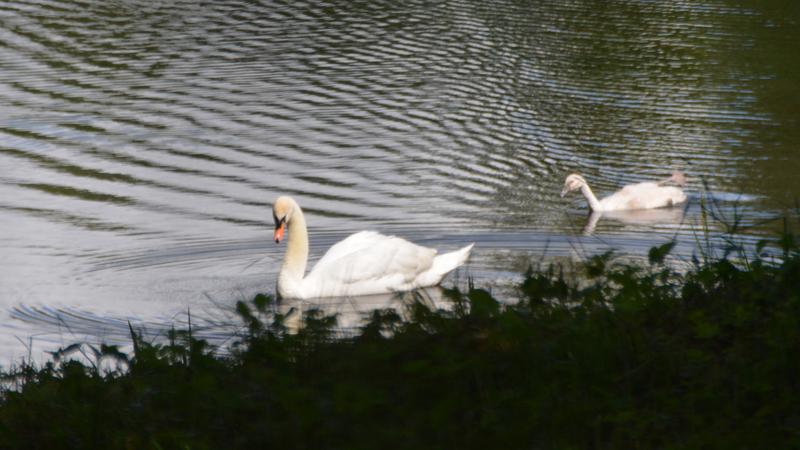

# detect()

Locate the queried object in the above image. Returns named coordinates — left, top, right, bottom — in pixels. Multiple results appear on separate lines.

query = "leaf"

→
left=469, top=288, right=499, bottom=319
left=99, top=344, right=130, bottom=363
left=253, top=293, right=272, bottom=312
left=49, top=343, right=83, bottom=362
left=128, top=321, right=140, bottom=357
left=236, top=300, right=252, bottom=320
left=648, top=241, right=676, bottom=265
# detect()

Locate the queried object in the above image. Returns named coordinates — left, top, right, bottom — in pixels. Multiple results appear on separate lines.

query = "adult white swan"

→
left=560, top=172, right=687, bottom=212
left=272, top=196, right=474, bottom=299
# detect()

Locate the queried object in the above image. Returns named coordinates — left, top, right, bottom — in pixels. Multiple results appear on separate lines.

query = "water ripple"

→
left=0, top=0, right=797, bottom=360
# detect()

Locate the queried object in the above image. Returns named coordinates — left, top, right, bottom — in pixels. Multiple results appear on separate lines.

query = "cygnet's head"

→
left=668, top=171, right=688, bottom=187
left=272, top=196, right=296, bottom=243
left=561, top=174, right=587, bottom=198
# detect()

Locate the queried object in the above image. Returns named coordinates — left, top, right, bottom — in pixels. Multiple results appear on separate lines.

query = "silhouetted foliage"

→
left=1, top=226, right=799, bottom=449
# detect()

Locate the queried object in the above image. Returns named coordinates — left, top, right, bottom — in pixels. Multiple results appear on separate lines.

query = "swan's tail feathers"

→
left=659, top=171, right=688, bottom=187
left=429, top=243, right=474, bottom=281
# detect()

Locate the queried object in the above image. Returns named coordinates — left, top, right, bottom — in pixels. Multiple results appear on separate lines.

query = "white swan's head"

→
left=272, top=196, right=297, bottom=243
left=561, top=174, right=587, bottom=198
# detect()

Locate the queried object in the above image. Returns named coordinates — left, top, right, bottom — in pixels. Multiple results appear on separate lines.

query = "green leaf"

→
left=253, top=293, right=272, bottom=312
left=648, top=241, right=676, bottom=265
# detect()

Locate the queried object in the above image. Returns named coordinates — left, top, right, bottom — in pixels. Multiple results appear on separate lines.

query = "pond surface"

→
left=1, top=0, right=798, bottom=361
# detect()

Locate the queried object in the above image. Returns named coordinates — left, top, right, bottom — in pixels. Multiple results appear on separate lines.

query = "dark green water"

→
left=0, top=0, right=798, bottom=360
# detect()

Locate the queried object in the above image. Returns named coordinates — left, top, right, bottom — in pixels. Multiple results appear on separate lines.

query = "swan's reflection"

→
left=8, top=286, right=454, bottom=359
left=277, top=286, right=451, bottom=333
left=582, top=207, right=687, bottom=235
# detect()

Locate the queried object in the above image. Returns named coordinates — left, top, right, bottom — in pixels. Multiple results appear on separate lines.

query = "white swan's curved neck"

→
left=580, top=183, right=603, bottom=211
left=279, top=202, right=309, bottom=292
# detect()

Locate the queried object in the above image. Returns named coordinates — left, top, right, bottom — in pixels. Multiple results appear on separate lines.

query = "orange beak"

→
left=273, top=222, right=286, bottom=243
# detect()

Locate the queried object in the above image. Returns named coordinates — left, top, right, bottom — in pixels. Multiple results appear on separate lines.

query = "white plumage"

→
left=272, top=196, right=473, bottom=300
left=561, top=172, right=687, bottom=212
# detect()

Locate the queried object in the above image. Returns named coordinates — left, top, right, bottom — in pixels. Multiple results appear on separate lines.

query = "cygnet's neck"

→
left=279, top=202, right=309, bottom=287
left=580, top=183, right=604, bottom=211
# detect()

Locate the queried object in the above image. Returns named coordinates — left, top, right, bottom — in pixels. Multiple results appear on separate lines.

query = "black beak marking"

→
left=273, top=216, right=286, bottom=244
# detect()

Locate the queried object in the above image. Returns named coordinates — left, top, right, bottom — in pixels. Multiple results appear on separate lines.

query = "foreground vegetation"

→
left=1, top=229, right=799, bottom=449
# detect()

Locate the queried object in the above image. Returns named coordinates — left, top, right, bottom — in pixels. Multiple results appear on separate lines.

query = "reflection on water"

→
left=0, top=0, right=798, bottom=361
left=277, top=287, right=453, bottom=334
left=9, top=286, right=451, bottom=345
left=581, top=206, right=689, bottom=235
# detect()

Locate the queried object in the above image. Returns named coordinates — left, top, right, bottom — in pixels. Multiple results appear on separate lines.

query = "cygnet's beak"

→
left=273, top=222, right=286, bottom=244
left=560, top=187, right=569, bottom=198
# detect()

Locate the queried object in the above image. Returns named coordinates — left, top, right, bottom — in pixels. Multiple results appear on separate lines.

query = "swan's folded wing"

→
left=310, top=231, right=386, bottom=272
left=604, top=182, right=685, bottom=210
left=307, top=231, right=437, bottom=287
